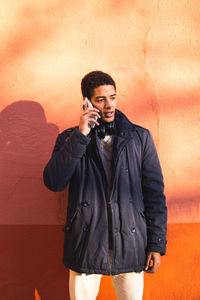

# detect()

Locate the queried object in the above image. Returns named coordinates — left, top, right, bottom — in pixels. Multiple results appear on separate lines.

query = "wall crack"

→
left=143, top=0, right=162, bottom=148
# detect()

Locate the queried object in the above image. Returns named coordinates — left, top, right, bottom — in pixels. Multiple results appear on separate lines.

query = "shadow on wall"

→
left=0, top=100, right=69, bottom=224
left=0, top=100, right=58, bottom=155
left=0, top=101, right=70, bottom=300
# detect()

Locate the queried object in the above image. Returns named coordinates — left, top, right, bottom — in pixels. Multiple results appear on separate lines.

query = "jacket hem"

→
left=63, top=262, right=144, bottom=275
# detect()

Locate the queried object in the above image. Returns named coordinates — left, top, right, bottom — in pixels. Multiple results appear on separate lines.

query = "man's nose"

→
left=104, top=99, right=112, bottom=108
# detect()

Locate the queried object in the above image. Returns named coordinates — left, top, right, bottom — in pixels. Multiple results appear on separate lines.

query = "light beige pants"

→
left=69, top=269, right=143, bottom=300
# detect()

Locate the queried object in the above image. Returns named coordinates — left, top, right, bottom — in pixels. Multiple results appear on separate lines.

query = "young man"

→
left=43, top=71, right=167, bottom=300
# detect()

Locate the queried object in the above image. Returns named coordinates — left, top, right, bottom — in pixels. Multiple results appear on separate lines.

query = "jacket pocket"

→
left=75, top=225, right=90, bottom=261
left=129, top=199, right=146, bottom=221
left=62, top=208, right=79, bottom=233
left=128, top=199, right=147, bottom=248
left=62, top=205, right=93, bottom=263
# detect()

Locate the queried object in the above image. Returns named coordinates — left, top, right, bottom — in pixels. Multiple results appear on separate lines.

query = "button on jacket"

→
left=43, top=110, right=167, bottom=275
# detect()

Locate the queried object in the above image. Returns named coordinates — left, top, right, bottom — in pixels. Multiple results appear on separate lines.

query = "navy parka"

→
left=43, top=110, right=167, bottom=275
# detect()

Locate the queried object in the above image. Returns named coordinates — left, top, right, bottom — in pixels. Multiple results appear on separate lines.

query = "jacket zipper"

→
left=95, top=137, right=113, bottom=274
left=109, top=135, right=130, bottom=273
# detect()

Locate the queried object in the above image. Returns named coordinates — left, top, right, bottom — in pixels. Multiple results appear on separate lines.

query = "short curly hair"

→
left=81, top=71, right=116, bottom=100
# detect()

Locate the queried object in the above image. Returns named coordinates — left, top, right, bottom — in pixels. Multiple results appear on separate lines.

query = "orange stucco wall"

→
left=0, top=1, right=200, bottom=299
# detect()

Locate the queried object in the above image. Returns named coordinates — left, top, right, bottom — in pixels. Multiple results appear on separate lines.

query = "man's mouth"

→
left=104, top=111, right=114, bottom=118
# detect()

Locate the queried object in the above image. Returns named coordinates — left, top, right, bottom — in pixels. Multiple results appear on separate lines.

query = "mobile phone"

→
left=84, top=97, right=98, bottom=128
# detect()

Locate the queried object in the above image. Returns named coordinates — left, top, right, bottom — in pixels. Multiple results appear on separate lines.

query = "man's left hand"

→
left=144, top=252, right=161, bottom=273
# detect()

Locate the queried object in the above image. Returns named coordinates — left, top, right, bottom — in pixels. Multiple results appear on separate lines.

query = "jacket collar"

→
left=88, top=109, right=135, bottom=156
left=114, top=109, right=135, bottom=138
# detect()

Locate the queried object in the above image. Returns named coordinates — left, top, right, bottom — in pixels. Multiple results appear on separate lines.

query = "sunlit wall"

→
left=0, top=1, right=200, bottom=299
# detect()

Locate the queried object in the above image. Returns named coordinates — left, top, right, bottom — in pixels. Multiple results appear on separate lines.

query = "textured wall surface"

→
left=0, top=0, right=200, bottom=299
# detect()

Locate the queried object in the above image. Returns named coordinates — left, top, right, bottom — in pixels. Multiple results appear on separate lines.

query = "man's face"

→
left=90, top=85, right=116, bottom=123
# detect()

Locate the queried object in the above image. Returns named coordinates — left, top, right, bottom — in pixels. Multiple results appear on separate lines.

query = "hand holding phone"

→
left=84, top=98, right=98, bottom=128
left=79, top=98, right=100, bottom=136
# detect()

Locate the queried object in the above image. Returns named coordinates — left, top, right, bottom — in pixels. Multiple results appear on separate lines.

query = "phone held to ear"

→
left=84, top=97, right=98, bottom=128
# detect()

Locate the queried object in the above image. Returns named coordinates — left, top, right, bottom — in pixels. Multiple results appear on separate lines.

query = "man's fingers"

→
left=146, top=260, right=159, bottom=273
left=88, top=118, right=99, bottom=126
left=85, top=107, right=100, bottom=113
left=145, top=263, right=159, bottom=273
left=83, top=98, right=88, bottom=110
left=144, top=253, right=152, bottom=271
left=151, top=259, right=160, bottom=273
left=144, top=252, right=161, bottom=274
left=88, top=111, right=101, bottom=119
left=82, top=110, right=101, bottom=119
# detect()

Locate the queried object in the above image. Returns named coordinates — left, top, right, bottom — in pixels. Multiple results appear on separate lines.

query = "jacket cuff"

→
left=146, top=236, right=167, bottom=256
left=65, top=127, right=91, bottom=158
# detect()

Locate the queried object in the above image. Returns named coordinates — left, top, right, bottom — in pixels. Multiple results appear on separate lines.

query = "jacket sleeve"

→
left=43, top=127, right=91, bottom=192
left=142, top=130, right=167, bottom=255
